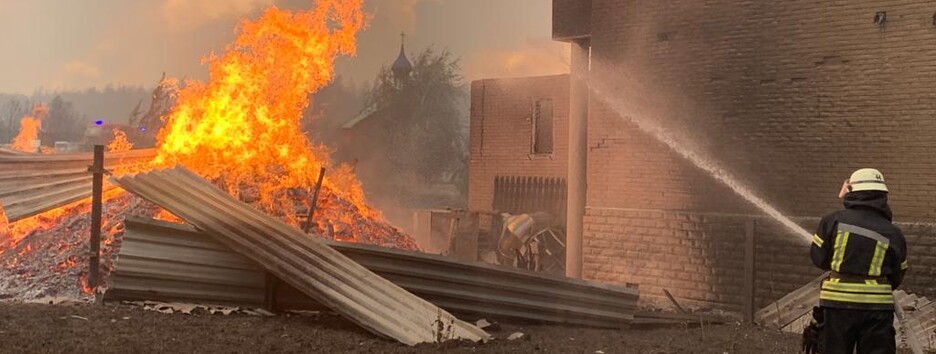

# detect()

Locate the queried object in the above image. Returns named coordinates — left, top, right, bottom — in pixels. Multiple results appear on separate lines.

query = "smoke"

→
left=373, top=0, right=442, bottom=34
left=0, top=0, right=556, bottom=93
left=62, top=61, right=101, bottom=79
left=464, top=38, right=569, bottom=80
left=163, top=0, right=275, bottom=31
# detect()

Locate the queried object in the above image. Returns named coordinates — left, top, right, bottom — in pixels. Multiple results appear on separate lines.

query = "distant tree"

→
left=2, top=99, right=29, bottom=143
left=127, top=98, right=144, bottom=128
left=133, top=74, right=180, bottom=147
left=40, top=95, right=84, bottom=143
left=31, top=84, right=150, bottom=125
left=363, top=47, right=468, bottom=195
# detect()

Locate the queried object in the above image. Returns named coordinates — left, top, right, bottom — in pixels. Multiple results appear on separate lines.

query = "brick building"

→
left=471, top=0, right=936, bottom=315
left=468, top=74, right=570, bottom=216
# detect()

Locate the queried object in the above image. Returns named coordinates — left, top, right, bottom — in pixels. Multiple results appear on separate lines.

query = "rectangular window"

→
left=532, top=98, right=554, bottom=155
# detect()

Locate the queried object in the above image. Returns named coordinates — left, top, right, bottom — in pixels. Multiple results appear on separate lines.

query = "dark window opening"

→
left=532, top=99, right=554, bottom=154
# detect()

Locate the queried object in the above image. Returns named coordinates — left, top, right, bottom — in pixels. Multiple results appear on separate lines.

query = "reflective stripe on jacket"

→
left=811, top=191, right=907, bottom=310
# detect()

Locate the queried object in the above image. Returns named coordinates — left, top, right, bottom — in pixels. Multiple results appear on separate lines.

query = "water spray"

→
left=583, top=63, right=812, bottom=244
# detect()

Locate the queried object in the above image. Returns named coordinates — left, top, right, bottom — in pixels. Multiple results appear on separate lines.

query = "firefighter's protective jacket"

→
left=810, top=191, right=908, bottom=310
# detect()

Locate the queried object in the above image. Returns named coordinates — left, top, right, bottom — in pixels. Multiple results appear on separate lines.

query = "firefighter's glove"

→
left=801, top=306, right=823, bottom=354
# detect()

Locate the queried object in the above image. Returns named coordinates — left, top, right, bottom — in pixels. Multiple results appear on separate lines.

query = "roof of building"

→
left=341, top=103, right=382, bottom=130
left=344, top=33, right=411, bottom=130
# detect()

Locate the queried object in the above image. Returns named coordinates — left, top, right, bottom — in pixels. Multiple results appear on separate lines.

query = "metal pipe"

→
left=303, top=167, right=326, bottom=233
left=89, top=145, right=104, bottom=291
left=566, top=39, right=590, bottom=279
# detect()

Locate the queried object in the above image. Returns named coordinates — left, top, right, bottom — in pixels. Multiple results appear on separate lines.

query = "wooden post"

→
left=743, top=219, right=756, bottom=323
left=492, top=176, right=501, bottom=211
left=263, top=272, right=278, bottom=312
left=303, top=167, right=326, bottom=233
left=444, top=215, right=459, bottom=256
left=89, top=145, right=104, bottom=292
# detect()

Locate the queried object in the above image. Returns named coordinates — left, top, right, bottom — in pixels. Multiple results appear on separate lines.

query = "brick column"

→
left=566, top=39, right=590, bottom=279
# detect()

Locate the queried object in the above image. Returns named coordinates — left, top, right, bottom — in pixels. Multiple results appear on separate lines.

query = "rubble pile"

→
left=307, top=188, right=418, bottom=250
left=0, top=187, right=418, bottom=301
left=0, top=193, right=156, bottom=300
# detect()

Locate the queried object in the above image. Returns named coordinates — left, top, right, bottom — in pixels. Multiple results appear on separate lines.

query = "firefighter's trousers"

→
left=820, top=307, right=895, bottom=354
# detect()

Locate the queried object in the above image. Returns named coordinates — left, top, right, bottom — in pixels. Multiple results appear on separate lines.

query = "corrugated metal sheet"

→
left=332, top=237, right=637, bottom=327
left=108, top=218, right=266, bottom=305
left=755, top=273, right=825, bottom=329
left=756, top=276, right=936, bottom=351
left=0, top=148, right=156, bottom=222
left=109, top=217, right=639, bottom=328
left=894, top=291, right=936, bottom=350
left=113, top=167, right=488, bottom=345
left=0, top=148, right=29, bottom=155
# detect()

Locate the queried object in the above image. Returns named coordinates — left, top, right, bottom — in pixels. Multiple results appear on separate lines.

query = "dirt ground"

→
left=0, top=302, right=803, bottom=354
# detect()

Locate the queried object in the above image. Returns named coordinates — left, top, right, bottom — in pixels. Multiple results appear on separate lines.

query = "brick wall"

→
left=564, top=0, right=936, bottom=309
left=585, top=0, right=936, bottom=220
left=585, top=207, right=936, bottom=312
left=552, top=0, right=591, bottom=41
left=468, top=75, right=570, bottom=213
left=584, top=207, right=749, bottom=311
left=898, top=223, right=936, bottom=297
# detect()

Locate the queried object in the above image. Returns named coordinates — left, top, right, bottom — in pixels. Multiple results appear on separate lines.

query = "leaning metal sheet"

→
left=113, top=167, right=489, bottom=345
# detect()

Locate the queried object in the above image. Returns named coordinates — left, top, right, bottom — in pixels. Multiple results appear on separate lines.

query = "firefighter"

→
left=802, top=168, right=908, bottom=354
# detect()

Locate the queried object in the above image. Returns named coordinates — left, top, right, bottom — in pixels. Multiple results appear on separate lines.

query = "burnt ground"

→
left=0, top=302, right=802, bottom=354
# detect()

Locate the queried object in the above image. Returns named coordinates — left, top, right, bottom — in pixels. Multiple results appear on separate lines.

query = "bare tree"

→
left=133, top=74, right=180, bottom=147
left=2, top=98, right=30, bottom=143
left=41, top=95, right=84, bottom=143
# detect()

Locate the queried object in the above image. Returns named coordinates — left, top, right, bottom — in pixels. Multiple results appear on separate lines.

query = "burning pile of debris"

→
left=0, top=193, right=154, bottom=299
left=0, top=0, right=486, bottom=346
left=0, top=0, right=416, bottom=299
left=0, top=175, right=417, bottom=302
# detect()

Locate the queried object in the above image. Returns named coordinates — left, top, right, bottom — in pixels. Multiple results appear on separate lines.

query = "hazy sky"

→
left=0, top=0, right=569, bottom=93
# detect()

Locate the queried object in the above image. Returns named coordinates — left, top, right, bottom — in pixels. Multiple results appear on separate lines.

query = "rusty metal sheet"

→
left=110, top=217, right=639, bottom=328
left=112, top=167, right=489, bottom=345
left=0, top=148, right=156, bottom=222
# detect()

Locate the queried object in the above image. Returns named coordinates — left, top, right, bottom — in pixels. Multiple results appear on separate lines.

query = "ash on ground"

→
left=1, top=190, right=419, bottom=301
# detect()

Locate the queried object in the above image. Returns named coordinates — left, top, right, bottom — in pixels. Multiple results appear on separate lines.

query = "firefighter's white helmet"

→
left=849, top=168, right=888, bottom=193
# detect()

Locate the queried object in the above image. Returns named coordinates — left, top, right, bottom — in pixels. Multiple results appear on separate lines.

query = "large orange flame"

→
left=152, top=0, right=379, bottom=226
left=1, top=0, right=416, bottom=299
left=10, top=104, right=49, bottom=152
